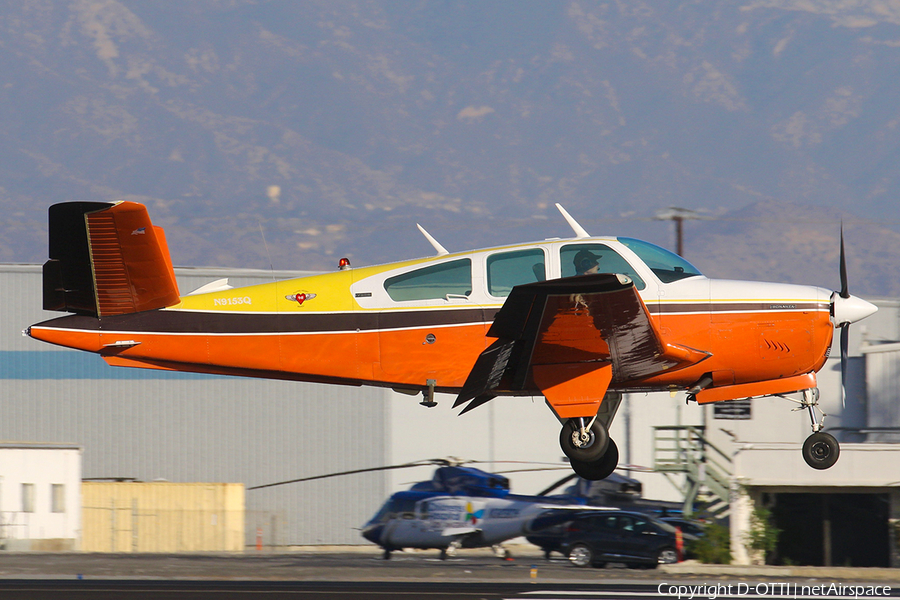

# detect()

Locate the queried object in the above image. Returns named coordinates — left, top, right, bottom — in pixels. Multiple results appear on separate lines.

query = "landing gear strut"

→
left=560, top=418, right=618, bottom=480
left=787, top=388, right=840, bottom=470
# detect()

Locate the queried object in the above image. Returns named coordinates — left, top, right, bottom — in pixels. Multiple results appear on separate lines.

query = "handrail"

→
left=653, top=425, right=733, bottom=464
left=652, top=425, right=734, bottom=514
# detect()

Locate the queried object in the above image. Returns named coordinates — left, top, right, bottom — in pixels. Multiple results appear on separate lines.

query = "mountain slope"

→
left=0, top=1, right=898, bottom=295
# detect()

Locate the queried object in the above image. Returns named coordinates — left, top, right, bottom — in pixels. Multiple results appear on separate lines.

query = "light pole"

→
left=654, top=207, right=708, bottom=512
left=653, top=207, right=705, bottom=257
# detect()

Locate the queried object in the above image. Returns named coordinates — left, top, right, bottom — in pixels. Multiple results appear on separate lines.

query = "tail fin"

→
left=43, top=201, right=181, bottom=317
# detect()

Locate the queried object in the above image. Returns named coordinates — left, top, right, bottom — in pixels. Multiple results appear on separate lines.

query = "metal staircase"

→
left=652, top=426, right=733, bottom=518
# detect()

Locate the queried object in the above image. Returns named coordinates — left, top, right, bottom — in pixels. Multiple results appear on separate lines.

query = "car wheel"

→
left=657, top=547, right=678, bottom=566
left=568, top=543, right=594, bottom=568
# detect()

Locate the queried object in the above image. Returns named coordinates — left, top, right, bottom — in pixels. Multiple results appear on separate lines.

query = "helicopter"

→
left=250, top=458, right=618, bottom=560
left=28, top=201, right=877, bottom=480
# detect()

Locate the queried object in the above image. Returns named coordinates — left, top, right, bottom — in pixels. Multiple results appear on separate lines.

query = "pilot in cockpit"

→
left=574, top=249, right=601, bottom=275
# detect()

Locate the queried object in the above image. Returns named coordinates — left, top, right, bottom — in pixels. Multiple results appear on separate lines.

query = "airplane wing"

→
left=454, top=273, right=709, bottom=418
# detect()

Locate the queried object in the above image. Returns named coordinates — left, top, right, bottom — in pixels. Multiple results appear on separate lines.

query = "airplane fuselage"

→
left=30, top=236, right=834, bottom=401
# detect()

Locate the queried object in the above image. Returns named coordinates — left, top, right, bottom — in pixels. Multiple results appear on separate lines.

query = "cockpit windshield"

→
left=618, top=238, right=702, bottom=283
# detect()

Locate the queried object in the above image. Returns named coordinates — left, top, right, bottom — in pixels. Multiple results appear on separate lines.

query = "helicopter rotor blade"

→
left=248, top=458, right=450, bottom=491
left=536, top=473, right=579, bottom=497
left=492, top=466, right=573, bottom=475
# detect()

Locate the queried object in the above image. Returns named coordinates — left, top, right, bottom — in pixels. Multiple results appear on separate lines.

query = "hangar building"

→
left=0, top=264, right=565, bottom=548
left=2, top=263, right=899, bottom=566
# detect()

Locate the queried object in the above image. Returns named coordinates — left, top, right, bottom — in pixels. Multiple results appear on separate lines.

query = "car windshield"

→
left=618, top=238, right=702, bottom=283
left=648, top=515, right=678, bottom=534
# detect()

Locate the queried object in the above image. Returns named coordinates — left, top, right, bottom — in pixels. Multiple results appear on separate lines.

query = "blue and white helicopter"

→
left=251, top=458, right=634, bottom=560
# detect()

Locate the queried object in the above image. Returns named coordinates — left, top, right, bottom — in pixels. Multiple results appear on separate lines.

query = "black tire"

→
left=567, top=543, right=594, bottom=568
left=803, top=432, right=840, bottom=469
left=560, top=419, right=609, bottom=462
left=570, top=438, right=619, bottom=480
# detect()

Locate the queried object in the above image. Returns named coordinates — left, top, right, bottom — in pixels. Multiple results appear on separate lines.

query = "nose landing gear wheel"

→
left=570, top=438, right=619, bottom=481
left=802, top=432, right=840, bottom=469
left=560, top=418, right=609, bottom=462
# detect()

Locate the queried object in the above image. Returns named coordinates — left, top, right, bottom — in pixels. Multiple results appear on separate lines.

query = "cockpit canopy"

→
left=356, top=235, right=704, bottom=308
left=409, top=466, right=510, bottom=497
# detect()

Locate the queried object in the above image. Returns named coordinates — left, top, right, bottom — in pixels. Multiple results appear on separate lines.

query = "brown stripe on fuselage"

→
left=34, top=302, right=829, bottom=336
left=35, top=307, right=493, bottom=335
left=656, top=302, right=828, bottom=314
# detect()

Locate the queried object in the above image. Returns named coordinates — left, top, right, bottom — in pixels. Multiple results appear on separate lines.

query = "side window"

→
left=559, top=243, right=646, bottom=290
left=388, top=495, right=418, bottom=519
left=486, top=248, right=546, bottom=297
left=51, top=484, right=66, bottom=513
left=384, top=259, right=472, bottom=302
left=21, top=483, right=35, bottom=513
left=633, top=518, right=648, bottom=534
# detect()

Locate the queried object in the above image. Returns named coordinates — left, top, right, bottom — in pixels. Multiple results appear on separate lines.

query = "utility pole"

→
left=653, top=207, right=704, bottom=257
left=654, top=206, right=708, bottom=515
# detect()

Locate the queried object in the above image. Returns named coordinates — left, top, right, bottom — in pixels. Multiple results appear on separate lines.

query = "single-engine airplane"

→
left=27, top=201, right=877, bottom=479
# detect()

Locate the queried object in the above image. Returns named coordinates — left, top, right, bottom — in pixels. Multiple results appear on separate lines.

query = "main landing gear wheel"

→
left=803, top=432, right=840, bottom=470
left=560, top=418, right=609, bottom=462
left=570, top=438, right=619, bottom=481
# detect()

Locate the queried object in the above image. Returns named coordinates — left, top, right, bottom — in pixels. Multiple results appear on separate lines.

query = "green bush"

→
left=689, top=522, right=732, bottom=564
left=746, top=506, right=780, bottom=565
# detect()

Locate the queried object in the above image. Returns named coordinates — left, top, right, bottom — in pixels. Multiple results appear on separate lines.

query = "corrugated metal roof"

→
left=0, top=442, right=82, bottom=450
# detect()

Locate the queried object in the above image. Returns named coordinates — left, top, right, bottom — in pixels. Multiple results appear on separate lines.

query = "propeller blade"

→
left=839, top=224, right=849, bottom=299
left=840, top=323, right=849, bottom=409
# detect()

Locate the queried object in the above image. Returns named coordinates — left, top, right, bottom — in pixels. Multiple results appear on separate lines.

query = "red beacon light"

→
left=338, top=257, right=351, bottom=271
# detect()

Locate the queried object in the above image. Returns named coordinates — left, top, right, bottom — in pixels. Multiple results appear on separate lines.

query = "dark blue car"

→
left=527, top=510, right=695, bottom=568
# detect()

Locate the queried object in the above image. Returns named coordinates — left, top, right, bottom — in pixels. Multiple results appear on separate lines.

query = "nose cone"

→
left=832, top=292, right=878, bottom=326
left=361, top=524, right=383, bottom=545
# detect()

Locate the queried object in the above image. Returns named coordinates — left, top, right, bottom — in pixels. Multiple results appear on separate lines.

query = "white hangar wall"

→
left=0, top=265, right=390, bottom=547
left=0, top=442, right=82, bottom=551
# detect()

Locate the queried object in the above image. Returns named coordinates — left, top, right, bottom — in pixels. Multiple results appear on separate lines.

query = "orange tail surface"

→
left=43, top=201, right=181, bottom=317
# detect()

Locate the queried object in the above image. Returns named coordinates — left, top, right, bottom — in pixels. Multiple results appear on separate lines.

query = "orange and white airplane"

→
left=27, top=201, right=877, bottom=479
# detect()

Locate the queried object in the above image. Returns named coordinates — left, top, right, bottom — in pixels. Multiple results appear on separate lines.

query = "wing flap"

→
left=455, top=273, right=709, bottom=415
